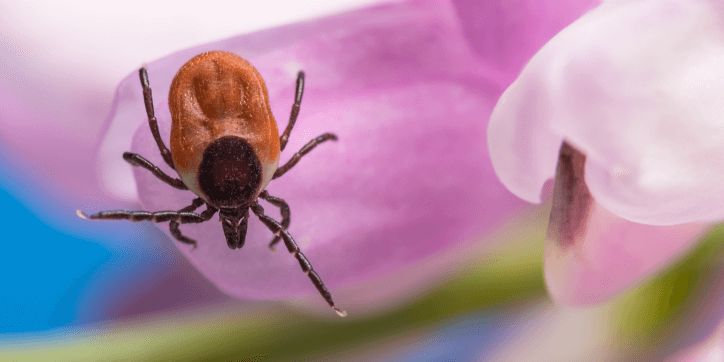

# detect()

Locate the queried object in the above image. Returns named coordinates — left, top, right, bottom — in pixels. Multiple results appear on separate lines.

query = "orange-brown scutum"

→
left=168, top=51, right=281, bottom=203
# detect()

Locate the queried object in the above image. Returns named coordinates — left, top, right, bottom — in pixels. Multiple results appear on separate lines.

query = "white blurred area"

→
left=0, top=0, right=384, bottom=89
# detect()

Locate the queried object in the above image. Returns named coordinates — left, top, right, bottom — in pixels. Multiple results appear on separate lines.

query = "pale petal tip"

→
left=76, top=210, right=89, bottom=220
left=334, top=307, right=348, bottom=317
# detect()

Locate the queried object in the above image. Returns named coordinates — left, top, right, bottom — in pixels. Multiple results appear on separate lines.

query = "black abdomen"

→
left=198, top=136, right=262, bottom=208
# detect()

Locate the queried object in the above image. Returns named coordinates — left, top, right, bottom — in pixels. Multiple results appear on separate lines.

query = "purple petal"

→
left=452, top=0, right=601, bottom=84
left=100, top=0, right=528, bottom=303
left=488, top=0, right=724, bottom=225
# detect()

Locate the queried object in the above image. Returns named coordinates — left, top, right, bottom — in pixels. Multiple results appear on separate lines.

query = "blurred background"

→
left=2, top=0, right=724, bottom=361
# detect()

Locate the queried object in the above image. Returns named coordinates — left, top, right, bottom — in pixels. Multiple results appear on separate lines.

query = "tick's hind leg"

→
left=123, top=152, right=187, bottom=190
left=273, top=133, right=338, bottom=180
left=169, top=197, right=206, bottom=249
left=258, top=190, right=290, bottom=250
left=139, top=67, right=175, bottom=170
left=250, top=201, right=346, bottom=317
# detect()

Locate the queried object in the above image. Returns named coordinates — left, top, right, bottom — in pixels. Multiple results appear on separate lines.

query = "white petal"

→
left=489, top=0, right=724, bottom=225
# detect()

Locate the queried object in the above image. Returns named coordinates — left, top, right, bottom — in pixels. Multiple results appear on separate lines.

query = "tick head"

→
left=198, top=136, right=262, bottom=208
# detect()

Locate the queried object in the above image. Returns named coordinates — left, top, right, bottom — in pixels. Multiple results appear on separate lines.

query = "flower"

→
left=2, top=0, right=416, bottom=328
left=98, top=0, right=536, bottom=308
left=2, top=0, right=604, bottom=328
left=488, top=0, right=720, bottom=306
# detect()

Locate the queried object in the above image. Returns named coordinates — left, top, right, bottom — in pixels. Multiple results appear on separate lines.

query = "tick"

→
left=78, top=51, right=345, bottom=317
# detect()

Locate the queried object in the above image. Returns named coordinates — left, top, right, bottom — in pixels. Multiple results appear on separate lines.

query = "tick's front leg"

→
left=273, top=133, right=338, bottom=180
left=123, top=152, right=187, bottom=190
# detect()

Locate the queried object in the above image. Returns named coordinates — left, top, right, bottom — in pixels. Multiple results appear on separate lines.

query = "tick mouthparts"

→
left=222, top=217, right=240, bottom=230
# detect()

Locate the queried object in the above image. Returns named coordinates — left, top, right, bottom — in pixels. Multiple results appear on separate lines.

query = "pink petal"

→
left=545, top=197, right=709, bottom=305
left=544, top=142, right=710, bottom=305
left=100, top=0, right=528, bottom=304
left=0, top=66, right=109, bottom=204
left=452, top=0, right=601, bottom=84
left=488, top=0, right=724, bottom=225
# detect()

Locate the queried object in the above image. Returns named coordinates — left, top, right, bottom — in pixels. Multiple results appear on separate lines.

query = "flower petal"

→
left=101, top=0, right=528, bottom=304
left=545, top=196, right=709, bottom=305
left=0, top=70, right=109, bottom=203
left=452, top=0, right=601, bottom=83
left=544, top=142, right=711, bottom=305
left=489, top=0, right=724, bottom=225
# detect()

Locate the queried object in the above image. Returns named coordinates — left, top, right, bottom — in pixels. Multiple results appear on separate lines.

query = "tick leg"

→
left=140, top=67, right=175, bottom=170
left=250, top=201, right=346, bottom=317
left=123, top=152, right=187, bottom=190
left=258, top=190, right=290, bottom=250
left=169, top=197, right=206, bottom=249
left=76, top=206, right=216, bottom=224
left=273, top=133, right=338, bottom=180
left=279, top=71, right=305, bottom=152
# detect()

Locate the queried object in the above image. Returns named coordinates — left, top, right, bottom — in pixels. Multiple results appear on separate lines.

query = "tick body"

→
left=78, top=51, right=344, bottom=316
